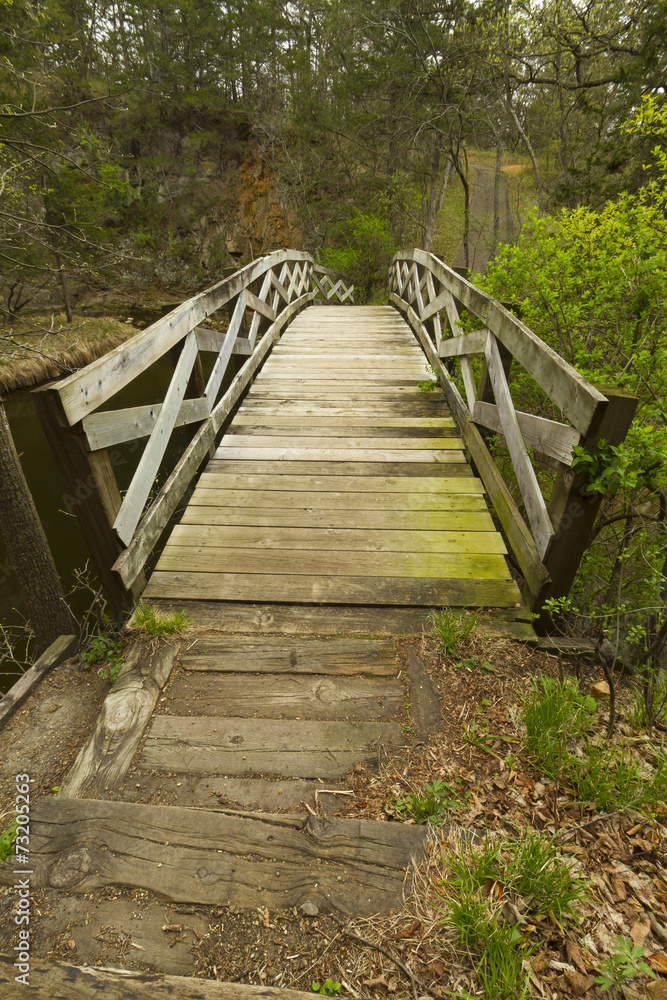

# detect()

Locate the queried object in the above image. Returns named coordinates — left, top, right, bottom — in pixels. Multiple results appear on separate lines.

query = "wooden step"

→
left=181, top=636, right=398, bottom=673
left=138, top=715, right=404, bottom=777
left=9, top=797, right=428, bottom=916
left=163, top=673, right=404, bottom=720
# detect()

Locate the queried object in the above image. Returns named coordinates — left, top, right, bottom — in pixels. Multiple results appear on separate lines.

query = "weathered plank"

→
left=59, top=641, right=179, bottom=799
left=473, top=399, right=582, bottom=465
left=138, top=715, right=402, bottom=776
left=484, top=332, right=554, bottom=558
left=202, top=460, right=472, bottom=477
left=164, top=673, right=404, bottom=720
left=214, top=446, right=466, bottom=463
left=0, top=634, right=77, bottom=730
left=0, top=954, right=320, bottom=1000
left=82, top=396, right=209, bottom=451
left=153, top=600, right=432, bottom=635
left=180, top=507, right=496, bottom=531
left=197, top=472, right=483, bottom=493
left=181, top=636, right=397, bottom=673
left=217, top=435, right=464, bottom=451
left=15, top=797, right=427, bottom=915
left=167, top=524, right=506, bottom=554
left=113, top=329, right=199, bottom=545
left=144, top=571, right=522, bottom=606
left=188, top=487, right=486, bottom=510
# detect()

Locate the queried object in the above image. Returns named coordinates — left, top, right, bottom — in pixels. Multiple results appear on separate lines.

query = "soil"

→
left=2, top=633, right=667, bottom=999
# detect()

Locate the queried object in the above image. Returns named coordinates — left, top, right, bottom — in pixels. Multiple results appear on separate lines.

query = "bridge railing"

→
left=389, top=249, right=637, bottom=612
left=33, top=250, right=354, bottom=616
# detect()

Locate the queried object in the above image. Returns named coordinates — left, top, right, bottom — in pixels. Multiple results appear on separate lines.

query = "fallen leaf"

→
left=648, top=952, right=667, bottom=974
left=563, top=969, right=596, bottom=996
left=630, top=917, right=651, bottom=948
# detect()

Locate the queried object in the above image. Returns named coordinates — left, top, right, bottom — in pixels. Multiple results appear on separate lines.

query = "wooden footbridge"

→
left=1, top=250, right=636, bottom=995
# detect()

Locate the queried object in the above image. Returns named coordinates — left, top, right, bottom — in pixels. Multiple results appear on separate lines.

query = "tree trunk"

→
left=508, top=105, right=544, bottom=216
left=0, top=399, right=73, bottom=652
left=423, top=137, right=451, bottom=253
left=55, top=253, right=73, bottom=323
left=493, top=137, right=502, bottom=257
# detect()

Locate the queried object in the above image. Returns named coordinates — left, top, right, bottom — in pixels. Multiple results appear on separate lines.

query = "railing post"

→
left=534, top=386, right=638, bottom=628
left=32, top=384, right=138, bottom=620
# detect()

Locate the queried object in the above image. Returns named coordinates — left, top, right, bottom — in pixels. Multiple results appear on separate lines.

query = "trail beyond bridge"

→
left=0, top=250, right=637, bottom=996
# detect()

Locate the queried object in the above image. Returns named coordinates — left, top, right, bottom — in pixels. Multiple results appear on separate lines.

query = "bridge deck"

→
left=145, top=305, right=522, bottom=607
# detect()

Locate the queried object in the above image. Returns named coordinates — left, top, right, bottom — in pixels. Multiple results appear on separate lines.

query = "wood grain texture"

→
left=13, top=796, right=428, bottom=915
left=138, top=715, right=404, bottom=776
left=180, top=508, right=496, bottom=531
left=181, top=636, right=397, bottom=673
left=164, top=672, right=404, bottom=720
left=144, top=571, right=521, bottom=606
left=59, top=641, right=179, bottom=798
left=0, top=954, right=320, bottom=1000
left=196, top=472, right=483, bottom=493
left=187, top=487, right=487, bottom=510
left=167, top=524, right=506, bottom=553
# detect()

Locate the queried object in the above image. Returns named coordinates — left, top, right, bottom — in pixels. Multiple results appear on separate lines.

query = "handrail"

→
left=389, top=250, right=637, bottom=612
left=33, top=251, right=354, bottom=616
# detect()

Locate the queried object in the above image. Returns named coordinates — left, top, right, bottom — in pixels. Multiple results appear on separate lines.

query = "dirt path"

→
left=453, top=164, right=514, bottom=277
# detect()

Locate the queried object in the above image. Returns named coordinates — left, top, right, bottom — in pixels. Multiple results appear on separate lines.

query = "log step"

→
left=163, top=673, right=404, bottom=720
left=138, top=715, right=403, bottom=779
left=180, top=636, right=398, bottom=674
left=7, top=797, right=428, bottom=917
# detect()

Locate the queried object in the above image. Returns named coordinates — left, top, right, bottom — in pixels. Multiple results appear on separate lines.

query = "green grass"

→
left=428, top=608, right=478, bottom=655
left=131, top=600, right=191, bottom=636
left=394, top=778, right=469, bottom=825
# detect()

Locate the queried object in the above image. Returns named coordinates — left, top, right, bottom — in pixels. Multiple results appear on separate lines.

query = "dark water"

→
left=0, top=351, right=239, bottom=695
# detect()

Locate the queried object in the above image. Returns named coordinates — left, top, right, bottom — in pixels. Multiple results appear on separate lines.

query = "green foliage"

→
left=394, top=778, right=468, bottom=824
left=441, top=829, right=587, bottom=999
left=321, top=210, right=396, bottom=304
left=132, top=601, right=191, bottom=636
left=0, top=819, right=17, bottom=862
left=593, top=936, right=657, bottom=992
left=522, top=674, right=667, bottom=813
left=81, top=634, right=124, bottom=684
left=312, top=980, right=340, bottom=995
left=428, top=608, right=478, bottom=655
left=522, top=677, right=597, bottom=780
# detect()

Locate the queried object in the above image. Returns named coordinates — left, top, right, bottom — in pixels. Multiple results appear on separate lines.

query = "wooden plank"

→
left=19, top=797, right=427, bottom=916
left=405, top=250, right=608, bottom=435
left=155, top=546, right=510, bottom=579
left=112, top=292, right=314, bottom=589
left=152, top=600, right=433, bottom=635
left=139, top=715, right=403, bottom=777
left=439, top=329, right=489, bottom=358
left=180, top=507, right=496, bottom=531
left=59, top=641, right=179, bottom=798
left=245, top=286, right=277, bottom=321
left=215, top=448, right=467, bottom=463
left=206, top=460, right=472, bottom=477
left=247, top=388, right=430, bottom=400
left=232, top=415, right=456, bottom=428
left=195, top=472, right=483, bottom=492
left=0, top=635, right=77, bottom=730
left=204, top=289, right=246, bottom=409
left=218, top=435, right=463, bottom=451
left=189, top=487, right=487, bottom=510
left=228, top=423, right=459, bottom=437
left=196, top=327, right=253, bottom=355
left=473, top=400, right=581, bottom=465
left=181, top=636, right=397, bottom=673
left=0, top=954, right=323, bottom=1000
left=484, top=333, right=553, bottom=557
left=82, top=396, right=209, bottom=451
left=113, top=329, right=199, bottom=545
left=168, top=524, right=507, bottom=554
left=144, top=572, right=522, bottom=606
left=165, top=673, right=404, bottom=720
